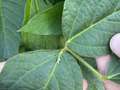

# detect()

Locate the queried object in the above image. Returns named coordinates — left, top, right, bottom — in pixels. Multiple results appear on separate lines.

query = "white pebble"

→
left=0, top=61, right=6, bottom=73
left=110, top=33, right=120, bottom=57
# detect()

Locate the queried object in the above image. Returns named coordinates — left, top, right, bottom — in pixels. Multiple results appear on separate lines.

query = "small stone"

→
left=110, top=33, right=120, bottom=58
left=0, top=62, right=6, bottom=73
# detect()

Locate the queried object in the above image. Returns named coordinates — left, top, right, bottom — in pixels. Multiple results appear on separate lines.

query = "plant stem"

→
left=66, top=47, right=104, bottom=80
left=34, top=0, right=40, bottom=13
left=107, top=73, right=120, bottom=79
left=23, top=0, right=31, bottom=25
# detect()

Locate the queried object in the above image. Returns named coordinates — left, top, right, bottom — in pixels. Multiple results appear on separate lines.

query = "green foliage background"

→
left=0, top=0, right=120, bottom=90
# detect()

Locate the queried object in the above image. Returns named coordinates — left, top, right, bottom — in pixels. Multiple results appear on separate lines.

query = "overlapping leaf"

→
left=23, top=0, right=54, bottom=24
left=83, top=68, right=105, bottom=90
left=21, top=2, right=64, bottom=50
left=107, top=55, right=120, bottom=84
left=0, top=50, right=83, bottom=90
left=63, top=0, right=120, bottom=57
left=80, top=58, right=105, bottom=90
left=62, top=0, right=120, bottom=88
left=0, top=0, right=25, bottom=60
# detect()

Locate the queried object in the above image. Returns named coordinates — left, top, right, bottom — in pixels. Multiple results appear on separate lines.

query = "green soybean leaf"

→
left=22, top=2, right=62, bottom=35
left=0, top=0, right=25, bottom=60
left=0, top=50, right=83, bottom=90
left=83, top=68, right=105, bottom=90
left=79, top=58, right=105, bottom=90
left=23, top=0, right=32, bottom=25
left=63, top=0, right=120, bottom=57
left=85, top=72, right=105, bottom=90
left=1, top=0, right=120, bottom=89
left=23, top=0, right=54, bottom=25
left=107, top=55, right=120, bottom=84
left=20, top=2, right=64, bottom=50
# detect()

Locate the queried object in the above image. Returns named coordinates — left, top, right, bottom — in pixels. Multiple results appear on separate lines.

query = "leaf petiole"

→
left=34, top=0, right=40, bottom=13
left=66, top=47, right=104, bottom=80
left=107, top=73, right=120, bottom=79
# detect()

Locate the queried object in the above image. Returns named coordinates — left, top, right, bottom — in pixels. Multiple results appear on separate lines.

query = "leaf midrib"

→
left=43, top=49, right=65, bottom=89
